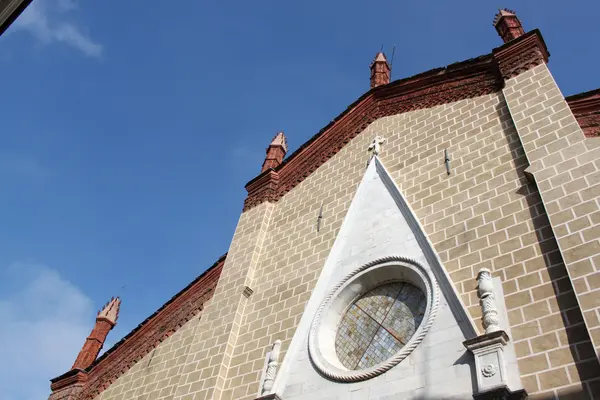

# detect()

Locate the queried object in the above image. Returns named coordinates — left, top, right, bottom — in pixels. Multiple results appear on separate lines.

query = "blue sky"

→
left=0, top=1, right=598, bottom=399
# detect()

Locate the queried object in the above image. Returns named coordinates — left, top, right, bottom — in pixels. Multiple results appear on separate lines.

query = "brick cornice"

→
left=49, top=254, right=226, bottom=400
left=242, top=30, right=555, bottom=212
left=243, top=55, right=503, bottom=211
left=566, top=88, right=600, bottom=137
left=492, top=29, right=549, bottom=80
left=567, top=88, right=600, bottom=113
left=50, top=369, right=88, bottom=392
left=244, top=170, right=281, bottom=210
left=575, top=113, right=600, bottom=138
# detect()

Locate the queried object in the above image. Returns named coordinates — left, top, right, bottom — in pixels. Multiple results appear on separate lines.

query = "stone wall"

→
left=94, top=312, right=204, bottom=400
left=503, top=64, right=600, bottom=363
left=274, top=157, right=483, bottom=400
left=92, top=85, right=599, bottom=399
left=206, top=90, right=598, bottom=399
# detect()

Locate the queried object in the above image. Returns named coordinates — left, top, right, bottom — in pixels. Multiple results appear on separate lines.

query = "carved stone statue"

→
left=261, top=339, right=282, bottom=395
left=464, top=269, right=526, bottom=398
left=477, top=268, right=500, bottom=334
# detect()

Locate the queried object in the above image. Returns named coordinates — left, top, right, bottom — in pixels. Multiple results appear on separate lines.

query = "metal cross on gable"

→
left=368, top=135, right=386, bottom=157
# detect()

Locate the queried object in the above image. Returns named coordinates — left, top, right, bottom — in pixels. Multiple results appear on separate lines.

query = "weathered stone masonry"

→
left=227, top=30, right=599, bottom=399
left=225, top=95, right=599, bottom=399
left=504, top=63, right=600, bottom=362
left=48, top=9, right=600, bottom=400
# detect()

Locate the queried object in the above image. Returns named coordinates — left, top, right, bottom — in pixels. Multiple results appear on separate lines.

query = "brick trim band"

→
left=566, top=88, right=600, bottom=138
left=492, top=30, right=549, bottom=80
left=49, top=254, right=226, bottom=400
left=243, top=31, right=553, bottom=212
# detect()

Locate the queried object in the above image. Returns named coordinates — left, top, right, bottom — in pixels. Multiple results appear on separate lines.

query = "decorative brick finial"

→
left=72, top=297, right=121, bottom=370
left=97, top=296, right=120, bottom=324
left=261, top=132, right=288, bottom=173
left=370, top=52, right=390, bottom=88
left=493, top=9, right=525, bottom=43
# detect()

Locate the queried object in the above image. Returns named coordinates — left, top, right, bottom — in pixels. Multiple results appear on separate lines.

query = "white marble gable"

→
left=270, top=157, right=485, bottom=400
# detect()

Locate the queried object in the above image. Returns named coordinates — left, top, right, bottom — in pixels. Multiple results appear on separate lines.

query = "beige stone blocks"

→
left=93, top=77, right=599, bottom=399
left=206, top=91, right=598, bottom=399
left=93, top=316, right=205, bottom=400
left=504, top=64, right=600, bottom=358
left=501, top=63, right=600, bottom=398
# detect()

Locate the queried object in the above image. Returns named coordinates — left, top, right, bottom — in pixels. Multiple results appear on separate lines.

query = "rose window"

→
left=334, top=282, right=426, bottom=370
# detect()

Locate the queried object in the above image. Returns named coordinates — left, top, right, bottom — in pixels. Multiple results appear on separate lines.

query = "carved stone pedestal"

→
left=464, top=331, right=527, bottom=400
left=472, top=386, right=527, bottom=400
left=254, top=394, right=283, bottom=400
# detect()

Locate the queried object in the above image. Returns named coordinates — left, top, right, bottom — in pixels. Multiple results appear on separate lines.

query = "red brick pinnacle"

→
left=72, top=297, right=120, bottom=370
left=370, top=52, right=390, bottom=89
left=49, top=257, right=224, bottom=400
left=261, top=132, right=288, bottom=172
left=244, top=30, right=552, bottom=211
left=493, top=9, right=525, bottom=43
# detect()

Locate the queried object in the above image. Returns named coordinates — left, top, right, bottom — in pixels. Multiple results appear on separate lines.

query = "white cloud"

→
left=57, top=0, right=77, bottom=11
left=0, top=264, right=94, bottom=400
left=11, top=0, right=102, bottom=57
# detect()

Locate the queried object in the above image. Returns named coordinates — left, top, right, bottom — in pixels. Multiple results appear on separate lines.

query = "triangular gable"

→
left=271, top=156, right=478, bottom=399
left=373, top=157, right=478, bottom=339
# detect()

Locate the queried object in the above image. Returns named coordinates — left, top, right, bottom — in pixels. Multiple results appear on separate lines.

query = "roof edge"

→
left=50, top=368, right=87, bottom=385
left=242, top=30, right=557, bottom=211
left=566, top=88, right=600, bottom=102
left=243, top=50, right=503, bottom=211
left=49, top=253, right=226, bottom=399
left=566, top=88, right=600, bottom=113
left=491, top=29, right=550, bottom=60
left=566, top=88, right=600, bottom=138
left=264, top=54, right=496, bottom=180
left=89, top=253, right=226, bottom=369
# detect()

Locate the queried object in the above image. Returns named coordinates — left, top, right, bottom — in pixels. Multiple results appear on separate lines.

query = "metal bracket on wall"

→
left=444, top=149, right=451, bottom=176
left=243, top=286, right=254, bottom=298
left=316, top=201, right=324, bottom=232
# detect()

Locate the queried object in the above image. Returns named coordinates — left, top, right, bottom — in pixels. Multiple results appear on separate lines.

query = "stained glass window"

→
left=335, top=282, right=426, bottom=370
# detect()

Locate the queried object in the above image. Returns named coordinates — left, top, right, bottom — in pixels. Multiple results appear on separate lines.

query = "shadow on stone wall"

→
left=494, top=97, right=600, bottom=398
left=407, top=389, right=587, bottom=400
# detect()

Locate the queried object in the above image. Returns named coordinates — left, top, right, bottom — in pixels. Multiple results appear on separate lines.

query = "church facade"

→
left=49, top=9, right=600, bottom=400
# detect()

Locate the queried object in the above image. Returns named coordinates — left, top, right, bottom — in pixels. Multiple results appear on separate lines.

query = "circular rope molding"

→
left=307, top=256, right=440, bottom=382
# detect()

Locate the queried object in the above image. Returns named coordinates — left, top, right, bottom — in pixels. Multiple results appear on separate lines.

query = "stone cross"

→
left=368, top=136, right=386, bottom=157
left=261, top=339, right=282, bottom=395
left=477, top=268, right=500, bottom=334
